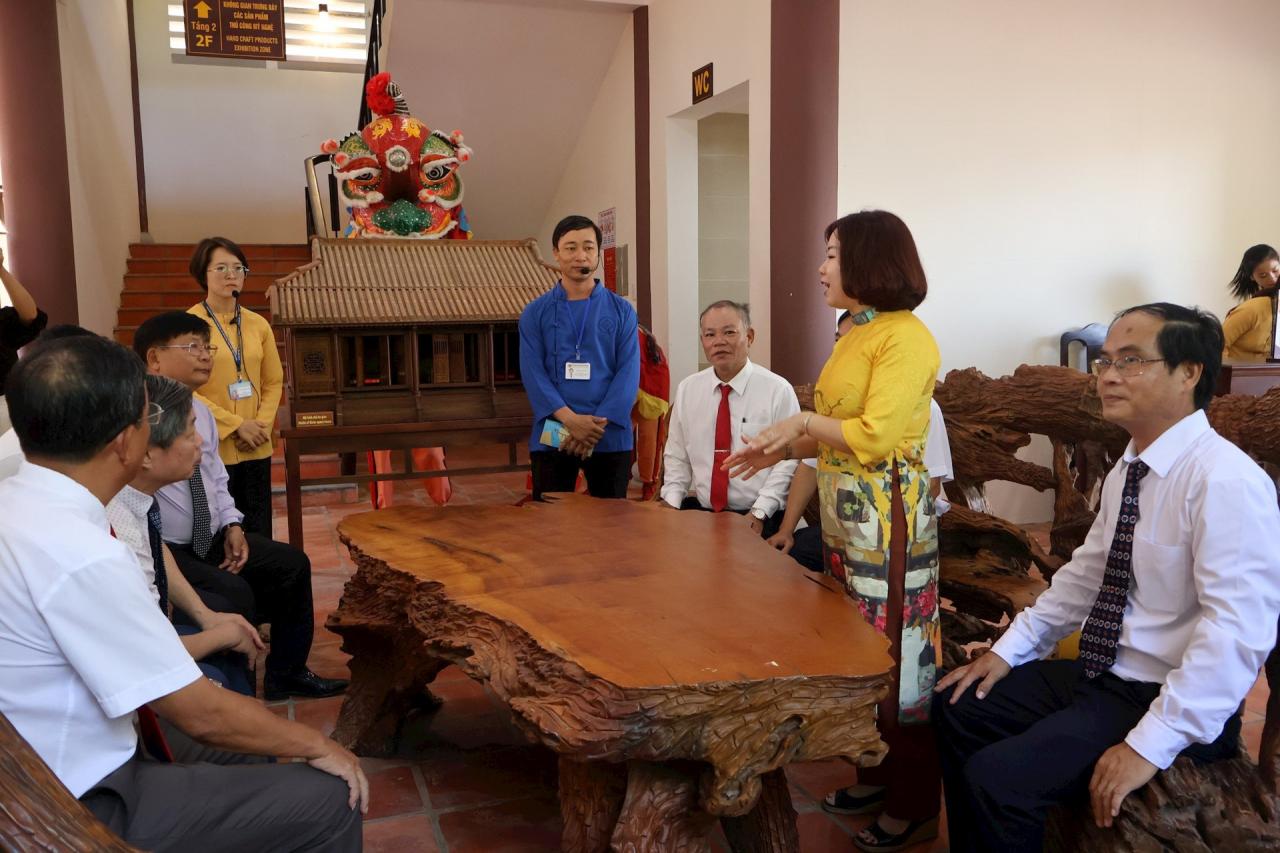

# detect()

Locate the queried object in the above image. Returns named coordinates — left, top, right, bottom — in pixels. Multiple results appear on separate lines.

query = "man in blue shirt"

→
left=520, top=215, right=640, bottom=499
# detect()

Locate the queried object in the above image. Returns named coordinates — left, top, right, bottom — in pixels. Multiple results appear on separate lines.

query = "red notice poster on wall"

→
left=599, top=207, right=617, bottom=292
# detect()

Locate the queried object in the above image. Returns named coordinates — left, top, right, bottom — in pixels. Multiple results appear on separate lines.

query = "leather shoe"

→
left=264, top=669, right=349, bottom=701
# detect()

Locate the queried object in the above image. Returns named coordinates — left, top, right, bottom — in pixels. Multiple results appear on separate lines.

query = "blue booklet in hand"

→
left=540, top=418, right=592, bottom=456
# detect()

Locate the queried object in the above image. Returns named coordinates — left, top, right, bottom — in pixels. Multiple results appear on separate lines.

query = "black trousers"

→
left=933, top=658, right=1240, bottom=853
left=678, top=495, right=784, bottom=539
left=167, top=529, right=314, bottom=677
left=226, top=457, right=274, bottom=537
left=787, top=523, right=824, bottom=572
left=530, top=449, right=631, bottom=500
left=80, top=723, right=360, bottom=852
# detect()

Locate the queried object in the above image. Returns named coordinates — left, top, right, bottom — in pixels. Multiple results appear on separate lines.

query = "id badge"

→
left=227, top=379, right=254, bottom=400
left=565, top=361, right=592, bottom=381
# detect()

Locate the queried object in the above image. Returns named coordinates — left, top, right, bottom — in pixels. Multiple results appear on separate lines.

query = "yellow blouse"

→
left=187, top=303, right=284, bottom=465
left=815, top=310, right=939, bottom=471
left=1222, top=295, right=1273, bottom=363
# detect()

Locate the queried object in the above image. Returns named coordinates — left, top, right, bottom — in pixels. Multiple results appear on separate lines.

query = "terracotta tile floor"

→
left=270, top=447, right=1270, bottom=852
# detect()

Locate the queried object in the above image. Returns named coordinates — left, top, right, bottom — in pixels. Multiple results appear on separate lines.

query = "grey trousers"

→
left=79, top=721, right=362, bottom=852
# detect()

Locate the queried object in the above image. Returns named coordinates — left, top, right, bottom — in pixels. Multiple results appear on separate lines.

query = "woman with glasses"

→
left=186, top=237, right=283, bottom=537
left=1222, top=244, right=1280, bottom=363
left=725, top=211, right=942, bottom=852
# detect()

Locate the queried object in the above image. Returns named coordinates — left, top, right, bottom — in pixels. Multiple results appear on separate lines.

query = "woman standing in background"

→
left=187, top=237, right=283, bottom=536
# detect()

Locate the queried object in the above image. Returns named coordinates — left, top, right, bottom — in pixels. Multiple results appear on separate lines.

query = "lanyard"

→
left=203, top=301, right=244, bottom=376
left=565, top=286, right=595, bottom=361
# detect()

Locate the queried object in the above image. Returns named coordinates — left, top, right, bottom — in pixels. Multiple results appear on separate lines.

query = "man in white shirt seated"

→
left=0, top=334, right=367, bottom=851
left=105, top=374, right=264, bottom=696
left=660, top=300, right=800, bottom=537
left=933, top=303, right=1280, bottom=853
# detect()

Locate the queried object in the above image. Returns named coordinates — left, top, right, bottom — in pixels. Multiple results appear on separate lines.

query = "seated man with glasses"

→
left=134, top=311, right=347, bottom=701
left=932, top=303, right=1280, bottom=853
left=0, top=334, right=365, bottom=850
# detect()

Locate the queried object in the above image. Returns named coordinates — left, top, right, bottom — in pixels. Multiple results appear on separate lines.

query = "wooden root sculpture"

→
left=934, top=363, right=1280, bottom=848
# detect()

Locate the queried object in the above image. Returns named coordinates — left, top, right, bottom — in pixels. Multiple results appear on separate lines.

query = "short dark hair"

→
left=699, top=300, right=751, bottom=328
left=189, top=237, right=248, bottom=291
left=7, top=336, right=147, bottom=463
left=824, top=211, right=927, bottom=312
left=1114, top=303, right=1223, bottom=410
left=134, top=312, right=212, bottom=362
left=38, top=324, right=96, bottom=343
left=1228, top=244, right=1279, bottom=301
left=551, top=215, right=602, bottom=250
left=144, top=375, right=193, bottom=450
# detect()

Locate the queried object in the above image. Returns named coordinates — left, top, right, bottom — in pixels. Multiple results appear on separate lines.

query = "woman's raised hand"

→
left=723, top=414, right=806, bottom=479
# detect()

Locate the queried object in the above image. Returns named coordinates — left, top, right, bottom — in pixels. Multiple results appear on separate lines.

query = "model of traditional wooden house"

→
left=270, top=238, right=557, bottom=428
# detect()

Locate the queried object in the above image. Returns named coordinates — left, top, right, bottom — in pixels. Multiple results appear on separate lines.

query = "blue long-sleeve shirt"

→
left=519, top=281, right=639, bottom=453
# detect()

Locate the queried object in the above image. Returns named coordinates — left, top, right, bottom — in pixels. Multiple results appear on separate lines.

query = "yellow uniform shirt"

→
left=1222, top=295, right=1273, bottom=363
left=187, top=303, right=283, bottom=465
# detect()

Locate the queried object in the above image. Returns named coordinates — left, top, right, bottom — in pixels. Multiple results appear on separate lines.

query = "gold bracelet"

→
left=802, top=413, right=814, bottom=436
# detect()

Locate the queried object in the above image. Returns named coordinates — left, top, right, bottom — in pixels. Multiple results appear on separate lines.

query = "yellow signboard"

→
left=184, top=0, right=286, bottom=62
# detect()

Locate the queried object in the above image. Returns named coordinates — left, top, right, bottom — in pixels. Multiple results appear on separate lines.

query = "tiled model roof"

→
left=270, top=238, right=559, bottom=327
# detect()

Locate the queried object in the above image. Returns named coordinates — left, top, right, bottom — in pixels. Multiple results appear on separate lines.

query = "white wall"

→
left=839, top=0, right=1280, bottom=519
left=537, top=19, right=637, bottom=286
left=134, top=0, right=362, bottom=243
left=57, top=0, right=141, bottom=334
left=646, top=0, right=770, bottom=380
left=697, top=112, right=750, bottom=322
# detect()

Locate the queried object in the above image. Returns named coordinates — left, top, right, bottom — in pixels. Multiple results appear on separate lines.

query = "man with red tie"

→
left=932, top=303, right=1280, bottom=852
left=660, top=300, right=799, bottom=537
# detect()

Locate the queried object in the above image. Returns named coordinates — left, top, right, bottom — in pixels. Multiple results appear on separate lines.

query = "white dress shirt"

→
left=992, top=409, right=1280, bottom=769
left=0, top=463, right=201, bottom=797
left=661, top=359, right=800, bottom=516
left=0, top=427, right=21, bottom=481
left=105, top=484, right=161, bottom=607
left=156, top=398, right=242, bottom=545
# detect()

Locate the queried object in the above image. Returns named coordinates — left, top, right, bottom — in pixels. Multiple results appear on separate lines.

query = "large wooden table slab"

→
left=328, top=494, right=893, bottom=851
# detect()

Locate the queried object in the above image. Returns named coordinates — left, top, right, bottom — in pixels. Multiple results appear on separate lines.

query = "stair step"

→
left=114, top=326, right=285, bottom=346
left=128, top=243, right=310, bottom=260
left=122, top=273, right=282, bottom=291
left=126, top=257, right=308, bottom=275
left=118, top=306, right=274, bottom=326
left=119, top=290, right=271, bottom=309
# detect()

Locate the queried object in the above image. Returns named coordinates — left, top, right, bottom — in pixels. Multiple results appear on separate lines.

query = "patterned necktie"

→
left=1079, top=459, right=1150, bottom=678
left=146, top=500, right=169, bottom=615
left=710, top=384, right=732, bottom=512
left=188, top=468, right=213, bottom=559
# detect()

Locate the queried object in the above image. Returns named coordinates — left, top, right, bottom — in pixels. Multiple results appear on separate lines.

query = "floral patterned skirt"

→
left=818, top=459, right=940, bottom=725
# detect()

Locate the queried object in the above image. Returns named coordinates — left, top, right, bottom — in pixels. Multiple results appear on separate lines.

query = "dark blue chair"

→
left=1060, top=323, right=1107, bottom=372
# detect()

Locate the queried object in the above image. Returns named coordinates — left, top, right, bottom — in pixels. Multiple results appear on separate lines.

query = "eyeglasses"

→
left=208, top=264, right=249, bottom=277
left=1090, top=356, right=1166, bottom=377
left=145, top=402, right=164, bottom=426
left=157, top=343, right=218, bottom=356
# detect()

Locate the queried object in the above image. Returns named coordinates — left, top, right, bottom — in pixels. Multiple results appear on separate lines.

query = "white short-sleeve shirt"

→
left=0, top=463, right=201, bottom=797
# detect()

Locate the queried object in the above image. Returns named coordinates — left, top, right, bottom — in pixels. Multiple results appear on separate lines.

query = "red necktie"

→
left=110, top=525, right=173, bottom=762
left=710, top=384, right=732, bottom=512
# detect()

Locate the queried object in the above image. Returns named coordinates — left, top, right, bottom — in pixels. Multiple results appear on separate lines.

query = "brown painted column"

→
left=0, top=0, right=79, bottom=324
left=633, top=6, right=651, bottom=328
left=769, top=0, right=838, bottom=384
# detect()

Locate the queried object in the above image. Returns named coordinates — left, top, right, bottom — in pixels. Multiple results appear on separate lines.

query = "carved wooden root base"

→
left=610, top=762, right=717, bottom=852
left=0, top=712, right=138, bottom=852
left=559, top=760, right=798, bottom=853
left=1044, top=753, right=1280, bottom=852
left=560, top=758, right=627, bottom=853
left=719, top=768, right=800, bottom=852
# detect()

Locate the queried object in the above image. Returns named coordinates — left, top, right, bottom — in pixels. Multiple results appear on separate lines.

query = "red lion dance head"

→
left=321, top=72, right=473, bottom=239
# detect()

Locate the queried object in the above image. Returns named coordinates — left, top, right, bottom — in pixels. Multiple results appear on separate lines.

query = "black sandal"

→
left=852, top=815, right=939, bottom=852
left=821, top=785, right=886, bottom=815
